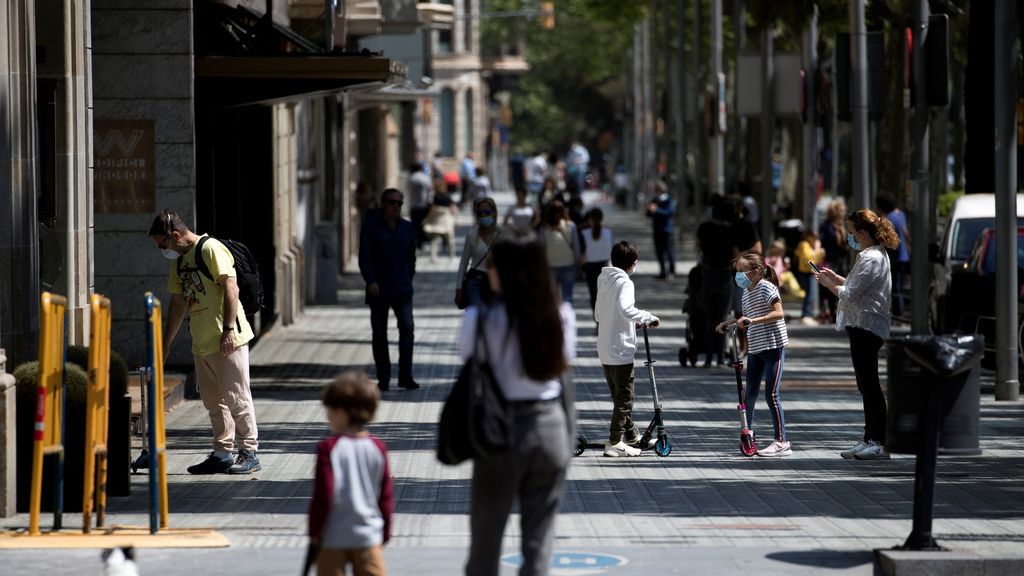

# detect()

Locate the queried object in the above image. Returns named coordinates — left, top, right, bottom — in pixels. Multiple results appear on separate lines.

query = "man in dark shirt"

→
left=359, top=188, right=419, bottom=391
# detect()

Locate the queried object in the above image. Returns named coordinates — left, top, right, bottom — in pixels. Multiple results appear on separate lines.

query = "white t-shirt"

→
left=582, top=227, right=614, bottom=264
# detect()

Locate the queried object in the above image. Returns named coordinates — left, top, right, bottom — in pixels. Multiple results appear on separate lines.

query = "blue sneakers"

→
left=228, top=450, right=262, bottom=474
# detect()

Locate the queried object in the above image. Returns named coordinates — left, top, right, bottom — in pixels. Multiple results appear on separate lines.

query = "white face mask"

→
left=161, top=248, right=179, bottom=260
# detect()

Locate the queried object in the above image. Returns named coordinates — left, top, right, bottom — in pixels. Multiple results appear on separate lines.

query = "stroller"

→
left=678, top=264, right=708, bottom=367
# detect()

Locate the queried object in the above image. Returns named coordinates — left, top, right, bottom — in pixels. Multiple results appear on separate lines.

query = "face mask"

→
left=479, top=216, right=495, bottom=227
left=847, top=232, right=862, bottom=251
left=161, top=248, right=179, bottom=260
left=734, top=271, right=752, bottom=289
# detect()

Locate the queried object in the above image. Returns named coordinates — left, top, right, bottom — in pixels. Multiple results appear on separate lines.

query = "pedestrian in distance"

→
left=422, top=188, right=458, bottom=261
left=876, top=195, right=911, bottom=318
left=459, top=231, right=576, bottom=576
left=541, top=200, right=582, bottom=306
left=818, top=199, right=849, bottom=323
left=814, top=208, right=900, bottom=460
left=647, top=180, right=677, bottom=281
left=459, top=150, right=477, bottom=207
left=696, top=197, right=740, bottom=367
left=359, top=188, right=420, bottom=391
left=456, top=197, right=501, bottom=309
left=503, top=185, right=539, bottom=234
left=472, top=167, right=492, bottom=201
left=716, top=253, right=792, bottom=457
left=408, top=161, right=433, bottom=250
left=581, top=208, right=614, bottom=313
left=148, top=210, right=261, bottom=475
left=794, top=229, right=825, bottom=324
left=595, top=241, right=660, bottom=458
left=308, top=371, right=393, bottom=576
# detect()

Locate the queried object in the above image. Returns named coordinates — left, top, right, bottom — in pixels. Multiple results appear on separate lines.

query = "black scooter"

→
left=575, top=324, right=672, bottom=457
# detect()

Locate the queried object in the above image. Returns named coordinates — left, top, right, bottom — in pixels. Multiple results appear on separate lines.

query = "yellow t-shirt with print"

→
left=167, top=235, right=254, bottom=356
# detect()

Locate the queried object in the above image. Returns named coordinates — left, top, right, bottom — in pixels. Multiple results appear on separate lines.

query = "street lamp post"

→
left=850, top=0, right=870, bottom=211
left=910, top=0, right=930, bottom=335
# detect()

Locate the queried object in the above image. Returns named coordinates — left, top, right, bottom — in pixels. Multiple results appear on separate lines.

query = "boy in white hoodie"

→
left=595, top=241, right=660, bottom=457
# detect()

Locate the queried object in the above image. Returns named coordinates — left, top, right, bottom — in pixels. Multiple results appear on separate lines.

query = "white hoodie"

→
left=594, top=266, right=659, bottom=365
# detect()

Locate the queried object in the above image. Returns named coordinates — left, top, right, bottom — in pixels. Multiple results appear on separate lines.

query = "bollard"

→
left=83, top=294, right=112, bottom=533
left=29, top=292, right=67, bottom=536
left=144, top=293, right=169, bottom=533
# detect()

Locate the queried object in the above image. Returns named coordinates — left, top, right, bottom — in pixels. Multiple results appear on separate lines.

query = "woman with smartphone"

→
left=814, top=209, right=900, bottom=461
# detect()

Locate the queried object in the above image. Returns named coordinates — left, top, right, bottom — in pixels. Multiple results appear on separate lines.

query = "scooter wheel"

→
left=655, top=436, right=671, bottom=457
left=574, top=435, right=588, bottom=457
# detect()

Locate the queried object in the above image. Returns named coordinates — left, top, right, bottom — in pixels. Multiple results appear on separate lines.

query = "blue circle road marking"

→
left=502, top=552, right=628, bottom=574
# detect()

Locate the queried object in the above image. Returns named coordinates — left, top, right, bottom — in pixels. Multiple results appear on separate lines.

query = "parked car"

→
left=929, top=193, right=1024, bottom=333
left=945, top=226, right=1024, bottom=368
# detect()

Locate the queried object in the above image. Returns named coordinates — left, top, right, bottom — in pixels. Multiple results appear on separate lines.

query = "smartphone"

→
left=808, top=261, right=821, bottom=274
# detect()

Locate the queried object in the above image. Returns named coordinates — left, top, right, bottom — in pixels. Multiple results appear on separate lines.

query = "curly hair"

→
left=847, top=209, right=900, bottom=250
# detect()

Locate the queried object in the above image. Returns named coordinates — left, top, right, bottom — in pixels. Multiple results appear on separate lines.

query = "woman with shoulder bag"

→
left=456, top=197, right=501, bottom=309
left=458, top=231, right=576, bottom=576
left=541, top=200, right=581, bottom=306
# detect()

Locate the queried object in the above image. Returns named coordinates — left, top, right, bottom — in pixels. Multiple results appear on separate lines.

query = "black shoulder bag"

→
left=437, top=307, right=514, bottom=465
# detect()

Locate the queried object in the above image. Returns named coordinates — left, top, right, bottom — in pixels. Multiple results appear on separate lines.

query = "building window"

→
left=440, top=88, right=455, bottom=157
left=463, top=89, right=474, bottom=153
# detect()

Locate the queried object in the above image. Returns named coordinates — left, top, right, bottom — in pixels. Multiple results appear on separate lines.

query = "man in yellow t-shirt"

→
left=149, top=211, right=261, bottom=475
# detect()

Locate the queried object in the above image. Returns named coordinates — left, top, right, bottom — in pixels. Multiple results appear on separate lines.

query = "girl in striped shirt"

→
left=716, top=253, right=791, bottom=456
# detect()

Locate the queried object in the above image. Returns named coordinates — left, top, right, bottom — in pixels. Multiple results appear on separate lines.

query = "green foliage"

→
left=13, top=361, right=90, bottom=407
left=64, top=345, right=129, bottom=399
left=938, top=190, right=965, bottom=219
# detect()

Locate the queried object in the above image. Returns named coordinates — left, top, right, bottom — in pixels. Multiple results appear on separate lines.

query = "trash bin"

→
left=885, top=334, right=985, bottom=551
left=886, top=334, right=984, bottom=456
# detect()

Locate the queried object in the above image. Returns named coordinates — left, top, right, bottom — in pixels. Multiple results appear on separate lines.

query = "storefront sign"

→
left=94, top=119, right=155, bottom=212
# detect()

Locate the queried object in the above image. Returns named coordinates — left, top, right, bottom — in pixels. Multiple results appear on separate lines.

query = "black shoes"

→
left=398, top=380, right=421, bottom=390
left=187, top=452, right=233, bottom=475
left=229, top=450, right=262, bottom=474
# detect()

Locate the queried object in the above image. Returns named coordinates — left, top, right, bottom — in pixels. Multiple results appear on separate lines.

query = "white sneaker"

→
left=757, top=440, right=792, bottom=457
left=626, top=436, right=657, bottom=450
left=853, top=441, right=891, bottom=460
left=603, top=441, right=642, bottom=457
left=840, top=441, right=869, bottom=459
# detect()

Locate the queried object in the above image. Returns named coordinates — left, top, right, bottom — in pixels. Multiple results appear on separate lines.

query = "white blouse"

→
left=582, top=227, right=614, bottom=264
left=458, top=303, right=576, bottom=401
left=836, top=245, right=893, bottom=340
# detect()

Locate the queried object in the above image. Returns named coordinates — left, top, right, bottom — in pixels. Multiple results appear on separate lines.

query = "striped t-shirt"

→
left=741, top=280, right=789, bottom=355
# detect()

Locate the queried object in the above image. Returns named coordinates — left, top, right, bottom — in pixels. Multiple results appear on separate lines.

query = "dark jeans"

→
left=745, top=348, right=787, bottom=441
left=369, top=295, right=414, bottom=386
left=653, top=230, right=676, bottom=277
left=467, top=400, right=568, bottom=576
left=891, top=261, right=908, bottom=317
left=795, top=271, right=813, bottom=318
left=847, top=326, right=887, bottom=444
left=603, top=363, right=639, bottom=444
left=583, top=261, right=606, bottom=312
left=702, top=267, right=734, bottom=364
left=411, top=206, right=429, bottom=249
left=551, top=265, right=576, bottom=306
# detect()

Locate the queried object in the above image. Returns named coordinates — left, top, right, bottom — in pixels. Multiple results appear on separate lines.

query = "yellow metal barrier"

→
left=83, top=294, right=112, bottom=534
left=144, top=292, right=169, bottom=533
left=29, top=292, right=67, bottom=536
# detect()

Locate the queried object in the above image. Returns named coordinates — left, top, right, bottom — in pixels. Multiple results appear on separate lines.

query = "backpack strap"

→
left=177, top=236, right=214, bottom=281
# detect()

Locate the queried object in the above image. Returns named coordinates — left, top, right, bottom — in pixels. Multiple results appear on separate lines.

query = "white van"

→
left=930, top=193, right=1024, bottom=332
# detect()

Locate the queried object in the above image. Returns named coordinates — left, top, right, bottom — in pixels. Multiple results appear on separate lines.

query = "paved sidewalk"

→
left=4, top=191, right=1024, bottom=575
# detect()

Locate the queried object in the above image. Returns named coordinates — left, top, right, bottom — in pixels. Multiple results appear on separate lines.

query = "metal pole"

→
left=994, top=0, right=1019, bottom=400
left=910, top=0, right=930, bottom=335
left=324, top=0, right=335, bottom=52
left=675, top=0, right=688, bottom=226
left=709, top=0, right=724, bottom=196
left=643, top=15, right=654, bottom=201
left=760, top=27, right=774, bottom=248
left=732, top=0, right=746, bottom=192
left=850, top=0, right=870, bottom=211
left=803, top=6, right=818, bottom=229
left=691, top=0, right=704, bottom=220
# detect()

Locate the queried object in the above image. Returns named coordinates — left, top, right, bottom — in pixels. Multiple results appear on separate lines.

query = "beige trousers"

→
left=317, top=546, right=387, bottom=576
left=194, top=345, right=259, bottom=453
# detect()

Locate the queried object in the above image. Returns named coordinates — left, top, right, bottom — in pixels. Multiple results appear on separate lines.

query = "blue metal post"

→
left=145, top=295, right=159, bottom=534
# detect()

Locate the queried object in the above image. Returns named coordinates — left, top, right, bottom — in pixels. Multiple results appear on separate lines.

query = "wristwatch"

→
left=223, top=326, right=235, bottom=332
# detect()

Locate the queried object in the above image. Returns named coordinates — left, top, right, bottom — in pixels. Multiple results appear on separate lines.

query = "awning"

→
left=196, top=55, right=405, bottom=108
left=196, top=2, right=405, bottom=108
left=349, top=84, right=440, bottom=103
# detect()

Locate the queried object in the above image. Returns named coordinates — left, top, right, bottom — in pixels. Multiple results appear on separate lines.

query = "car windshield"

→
left=952, top=217, right=1024, bottom=261
left=981, top=231, right=1024, bottom=275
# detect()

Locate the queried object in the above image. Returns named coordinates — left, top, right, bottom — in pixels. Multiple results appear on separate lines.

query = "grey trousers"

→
left=466, top=400, right=570, bottom=576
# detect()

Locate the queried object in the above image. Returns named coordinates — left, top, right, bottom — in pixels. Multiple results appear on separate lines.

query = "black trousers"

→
left=846, top=326, right=887, bottom=444
left=653, top=230, right=676, bottom=277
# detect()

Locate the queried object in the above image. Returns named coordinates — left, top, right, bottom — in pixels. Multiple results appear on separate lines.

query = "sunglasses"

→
left=385, top=199, right=404, bottom=207
left=477, top=209, right=494, bottom=217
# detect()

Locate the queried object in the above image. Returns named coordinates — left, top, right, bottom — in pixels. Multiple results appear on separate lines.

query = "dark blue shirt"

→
left=359, top=214, right=416, bottom=300
left=650, top=194, right=677, bottom=232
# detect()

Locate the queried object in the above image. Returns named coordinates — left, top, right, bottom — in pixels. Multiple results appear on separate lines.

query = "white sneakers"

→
left=626, top=436, right=657, bottom=450
left=603, top=441, right=642, bottom=457
left=841, top=440, right=890, bottom=460
left=757, top=440, right=792, bottom=457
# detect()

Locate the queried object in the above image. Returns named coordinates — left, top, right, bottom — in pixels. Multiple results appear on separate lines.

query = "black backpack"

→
left=180, top=236, right=264, bottom=314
